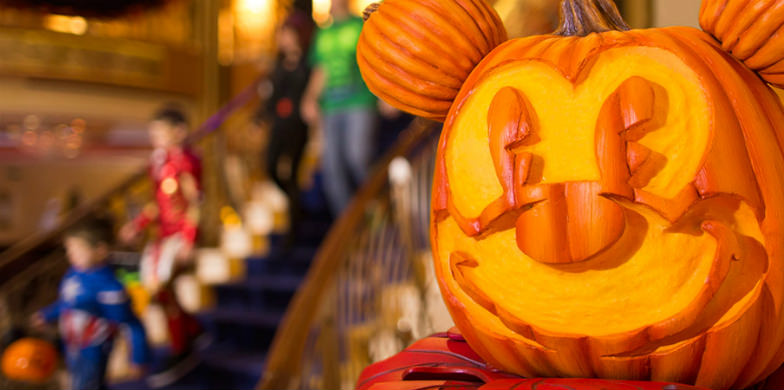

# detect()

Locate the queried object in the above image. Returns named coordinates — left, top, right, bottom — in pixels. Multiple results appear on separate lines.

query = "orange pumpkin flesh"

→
left=700, top=0, right=784, bottom=88
left=427, top=4, right=784, bottom=390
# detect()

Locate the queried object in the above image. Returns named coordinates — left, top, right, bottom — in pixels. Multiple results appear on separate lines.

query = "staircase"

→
left=108, top=179, right=332, bottom=390
left=197, top=209, right=330, bottom=388
left=0, top=80, right=431, bottom=388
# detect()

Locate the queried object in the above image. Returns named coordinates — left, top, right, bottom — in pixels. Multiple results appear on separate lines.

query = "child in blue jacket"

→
left=31, top=217, right=149, bottom=390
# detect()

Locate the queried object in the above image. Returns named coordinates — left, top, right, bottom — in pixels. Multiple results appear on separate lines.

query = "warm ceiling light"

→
left=44, top=14, right=88, bottom=35
left=232, top=0, right=276, bottom=60
left=236, top=0, right=269, bottom=15
left=313, top=0, right=331, bottom=26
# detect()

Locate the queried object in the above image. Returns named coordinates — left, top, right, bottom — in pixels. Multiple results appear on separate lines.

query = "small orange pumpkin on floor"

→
left=359, top=0, right=784, bottom=389
left=1, top=338, right=58, bottom=383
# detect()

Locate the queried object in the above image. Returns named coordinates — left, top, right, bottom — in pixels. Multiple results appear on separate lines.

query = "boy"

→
left=31, top=216, right=149, bottom=390
left=121, top=107, right=201, bottom=292
left=119, top=106, right=203, bottom=385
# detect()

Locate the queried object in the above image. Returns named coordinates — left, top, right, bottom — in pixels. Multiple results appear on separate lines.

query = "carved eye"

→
left=488, top=76, right=671, bottom=200
left=439, top=53, right=716, bottom=236
left=486, top=86, right=538, bottom=204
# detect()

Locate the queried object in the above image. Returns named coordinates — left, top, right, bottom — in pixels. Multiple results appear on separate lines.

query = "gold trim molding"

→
left=0, top=27, right=203, bottom=95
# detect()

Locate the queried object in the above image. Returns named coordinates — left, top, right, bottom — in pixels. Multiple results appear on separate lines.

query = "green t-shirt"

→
left=310, top=16, right=376, bottom=113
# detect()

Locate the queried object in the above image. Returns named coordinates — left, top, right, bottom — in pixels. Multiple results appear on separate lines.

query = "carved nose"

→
left=515, top=182, right=625, bottom=264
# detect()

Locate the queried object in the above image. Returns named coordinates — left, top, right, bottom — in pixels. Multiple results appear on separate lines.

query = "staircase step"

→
left=108, top=347, right=209, bottom=390
left=109, top=370, right=209, bottom=390
left=213, top=274, right=301, bottom=308
left=213, top=286, right=297, bottom=312
left=219, top=274, right=304, bottom=291
left=202, top=347, right=265, bottom=389
left=250, top=245, right=318, bottom=263
left=198, top=311, right=278, bottom=352
left=199, top=307, right=284, bottom=327
left=201, top=343, right=267, bottom=376
left=297, top=219, right=332, bottom=241
left=245, top=250, right=316, bottom=276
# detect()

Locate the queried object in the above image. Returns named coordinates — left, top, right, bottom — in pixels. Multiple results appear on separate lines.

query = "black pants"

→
left=266, top=122, right=308, bottom=243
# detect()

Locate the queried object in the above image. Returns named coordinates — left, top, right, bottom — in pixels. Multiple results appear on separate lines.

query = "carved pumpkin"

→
left=1, top=338, right=58, bottom=383
left=699, top=0, right=784, bottom=88
left=359, top=0, right=784, bottom=388
left=429, top=2, right=784, bottom=388
left=357, top=0, right=507, bottom=121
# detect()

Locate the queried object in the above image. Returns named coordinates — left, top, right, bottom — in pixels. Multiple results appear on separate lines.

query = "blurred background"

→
left=0, top=1, right=703, bottom=389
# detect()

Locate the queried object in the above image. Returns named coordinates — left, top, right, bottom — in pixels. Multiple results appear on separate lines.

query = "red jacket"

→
left=134, top=147, right=201, bottom=243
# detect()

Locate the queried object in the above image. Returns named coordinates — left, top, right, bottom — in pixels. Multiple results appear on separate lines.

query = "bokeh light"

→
left=21, top=130, right=37, bottom=147
left=313, top=0, right=331, bottom=25
left=44, top=15, right=88, bottom=35
left=23, top=115, right=40, bottom=131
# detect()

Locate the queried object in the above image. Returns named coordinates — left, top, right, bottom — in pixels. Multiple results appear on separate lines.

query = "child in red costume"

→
left=120, top=106, right=204, bottom=387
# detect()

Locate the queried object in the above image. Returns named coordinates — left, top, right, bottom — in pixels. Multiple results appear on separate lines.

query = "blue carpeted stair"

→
left=195, top=209, right=329, bottom=389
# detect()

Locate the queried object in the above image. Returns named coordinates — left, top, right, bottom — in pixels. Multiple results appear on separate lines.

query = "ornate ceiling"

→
left=2, top=0, right=171, bottom=18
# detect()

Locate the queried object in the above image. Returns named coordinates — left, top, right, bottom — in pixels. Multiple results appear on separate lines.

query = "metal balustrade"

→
left=259, top=119, right=448, bottom=390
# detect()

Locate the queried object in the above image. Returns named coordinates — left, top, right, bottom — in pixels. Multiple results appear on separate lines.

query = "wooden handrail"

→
left=258, top=118, right=439, bottom=389
left=0, top=170, right=147, bottom=285
left=0, top=79, right=261, bottom=284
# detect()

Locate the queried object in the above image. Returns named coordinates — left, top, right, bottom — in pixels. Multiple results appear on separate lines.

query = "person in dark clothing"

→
left=256, top=11, right=314, bottom=245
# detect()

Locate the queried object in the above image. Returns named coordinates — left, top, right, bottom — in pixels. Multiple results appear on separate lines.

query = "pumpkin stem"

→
left=363, top=2, right=380, bottom=21
left=554, top=0, right=630, bottom=36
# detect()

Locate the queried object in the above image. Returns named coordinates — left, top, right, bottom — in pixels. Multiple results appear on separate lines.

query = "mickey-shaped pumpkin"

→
left=359, top=0, right=784, bottom=389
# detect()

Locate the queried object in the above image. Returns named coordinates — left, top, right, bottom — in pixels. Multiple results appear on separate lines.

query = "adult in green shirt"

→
left=302, top=0, right=377, bottom=216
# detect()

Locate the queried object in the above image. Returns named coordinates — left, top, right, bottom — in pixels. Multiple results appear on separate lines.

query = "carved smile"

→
left=444, top=194, right=767, bottom=355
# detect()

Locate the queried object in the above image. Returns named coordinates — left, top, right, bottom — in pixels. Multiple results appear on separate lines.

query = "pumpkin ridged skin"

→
left=700, top=0, right=784, bottom=87
left=357, top=0, right=507, bottom=121
left=431, top=25, right=784, bottom=389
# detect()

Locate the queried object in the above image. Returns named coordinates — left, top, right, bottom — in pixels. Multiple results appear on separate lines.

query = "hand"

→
left=301, top=96, right=321, bottom=126
left=126, top=364, right=145, bottom=379
left=119, top=222, right=139, bottom=245
left=378, top=100, right=401, bottom=119
left=30, top=312, right=47, bottom=331
left=175, top=242, right=194, bottom=264
left=144, top=278, right=162, bottom=295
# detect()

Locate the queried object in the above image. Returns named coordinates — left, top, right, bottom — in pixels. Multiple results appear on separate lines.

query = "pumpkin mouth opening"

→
left=443, top=194, right=767, bottom=345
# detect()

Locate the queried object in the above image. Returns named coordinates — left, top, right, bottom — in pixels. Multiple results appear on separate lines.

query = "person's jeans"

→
left=322, top=107, right=376, bottom=216
left=67, top=343, right=110, bottom=390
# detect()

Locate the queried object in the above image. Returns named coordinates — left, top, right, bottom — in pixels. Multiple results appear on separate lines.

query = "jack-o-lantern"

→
left=359, top=0, right=784, bottom=389
left=1, top=338, right=58, bottom=383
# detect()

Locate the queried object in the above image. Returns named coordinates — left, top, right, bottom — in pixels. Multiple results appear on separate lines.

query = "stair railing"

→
left=258, top=118, right=443, bottom=390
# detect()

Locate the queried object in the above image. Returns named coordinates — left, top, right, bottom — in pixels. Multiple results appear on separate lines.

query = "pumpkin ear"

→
left=357, top=0, right=508, bottom=122
left=699, top=0, right=784, bottom=88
